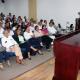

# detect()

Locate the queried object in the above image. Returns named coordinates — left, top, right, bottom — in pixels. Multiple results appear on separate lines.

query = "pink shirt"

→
left=41, top=28, right=49, bottom=35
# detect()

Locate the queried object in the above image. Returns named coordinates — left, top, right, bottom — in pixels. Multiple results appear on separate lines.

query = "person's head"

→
left=50, top=19, right=54, bottom=22
left=70, top=24, right=73, bottom=28
left=12, top=15, right=16, bottom=20
left=3, top=30, right=9, bottom=38
left=40, top=19, right=43, bottom=23
left=31, top=22, right=34, bottom=27
left=5, top=22, right=11, bottom=28
left=24, top=16, right=27, bottom=22
left=44, top=20, right=47, bottom=24
left=35, top=25, right=39, bottom=31
left=39, top=19, right=43, bottom=25
left=15, top=26, right=21, bottom=35
left=4, top=27, right=11, bottom=33
left=9, top=13, right=12, bottom=16
left=18, top=16, right=22, bottom=21
left=42, top=25, right=46, bottom=29
left=49, top=22, right=54, bottom=27
left=25, top=26, right=30, bottom=32
left=5, top=17, right=10, bottom=23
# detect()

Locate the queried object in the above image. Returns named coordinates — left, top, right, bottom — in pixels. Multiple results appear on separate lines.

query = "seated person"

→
left=41, top=25, right=53, bottom=49
left=47, top=22, right=57, bottom=39
left=1, top=30, right=23, bottom=64
left=13, top=26, right=37, bottom=60
left=29, top=22, right=35, bottom=32
left=24, top=26, right=43, bottom=54
left=70, top=24, right=74, bottom=32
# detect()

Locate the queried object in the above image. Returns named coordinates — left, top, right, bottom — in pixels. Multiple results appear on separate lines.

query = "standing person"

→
left=1, top=30, right=23, bottom=64
left=75, top=12, right=80, bottom=31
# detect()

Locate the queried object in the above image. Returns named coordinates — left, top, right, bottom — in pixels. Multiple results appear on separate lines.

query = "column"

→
left=28, top=0, right=37, bottom=21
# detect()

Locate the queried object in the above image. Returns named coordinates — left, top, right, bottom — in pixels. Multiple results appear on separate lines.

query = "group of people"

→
left=0, top=12, right=57, bottom=69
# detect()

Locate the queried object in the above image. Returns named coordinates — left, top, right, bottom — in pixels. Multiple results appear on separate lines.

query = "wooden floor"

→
left=13, top=58, right=80, bottom=80
left=13, top=58, right=54, bottom=80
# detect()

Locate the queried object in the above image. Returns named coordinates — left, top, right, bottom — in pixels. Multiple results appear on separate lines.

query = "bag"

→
left=0, top=44, right=6, bottom=53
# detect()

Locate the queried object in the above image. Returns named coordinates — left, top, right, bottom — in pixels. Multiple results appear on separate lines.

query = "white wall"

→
left=0, top=0, right=28, bottom=18
left=37, top=0, right=80, bottom=28
left=0, top=1, right=6, bottom=13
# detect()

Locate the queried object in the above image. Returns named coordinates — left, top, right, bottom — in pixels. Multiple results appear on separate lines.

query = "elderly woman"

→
left=1, top=30, right=23, bottom=64
left=13, top=26, right=37, bottom=60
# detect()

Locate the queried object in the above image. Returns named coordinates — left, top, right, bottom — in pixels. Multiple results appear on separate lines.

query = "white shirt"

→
left=9, top=30, right=14, bottom=36
left=18, top=35, right=25, bottom=43
left=34, top=30, right=43, bottom=37
left=30, top=26, right=35, bottom=32
left=47, top=26, right=56, bottom=40
left=1, top=36, right=17, bottom=51
left=0, top=28, right=4, bottom=38
left=24, top=31, right=32, bottom=40
left=38, top=25, right=42, bottom=29
left=47, top=26, right=57, bottom=35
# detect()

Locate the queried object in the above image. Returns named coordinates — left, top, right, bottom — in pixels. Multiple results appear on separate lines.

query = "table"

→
left=53, top=30, right=80, bottom=80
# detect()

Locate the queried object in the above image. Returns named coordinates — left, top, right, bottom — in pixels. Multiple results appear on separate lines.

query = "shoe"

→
left=0, top=63, right=4, bottom=70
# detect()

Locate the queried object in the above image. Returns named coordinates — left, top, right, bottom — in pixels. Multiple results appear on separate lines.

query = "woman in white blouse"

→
left=1, top=30, right=23, bottom=64
left=24, top=27, right=43, bottom=55
left=47, top=22, right=57, bottom=40
left=24, top=26, right=33, bottom=40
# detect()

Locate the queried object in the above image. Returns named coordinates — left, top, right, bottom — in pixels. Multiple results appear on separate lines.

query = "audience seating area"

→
left=0, top=12, right=75, bottom=69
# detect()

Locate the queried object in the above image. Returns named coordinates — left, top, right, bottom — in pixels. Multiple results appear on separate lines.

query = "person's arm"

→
left=34, top=30, right=43, bottom=38
left=1, top=38, right=6, bottom=48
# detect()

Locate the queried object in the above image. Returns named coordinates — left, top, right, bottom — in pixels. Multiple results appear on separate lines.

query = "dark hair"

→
left=14, top=25, right=21, bottom=34
left=50, top=19, right=53, bottom=22
left=42, top=25, right=46, bottom=29
left=49, top=21, right=55, bottom=25
left=58, top=24, right=61, bottom=28
left=15, top=25, right=21, bottom=31
left=35, top=25, right=38, bottom=30
left=40, top=19, right=43, bottom=22
left=70, top=24, right=73, bottom=28
left=5, top=22, right=11, bottom=28
left=4, top=26, right=11, bottom=30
